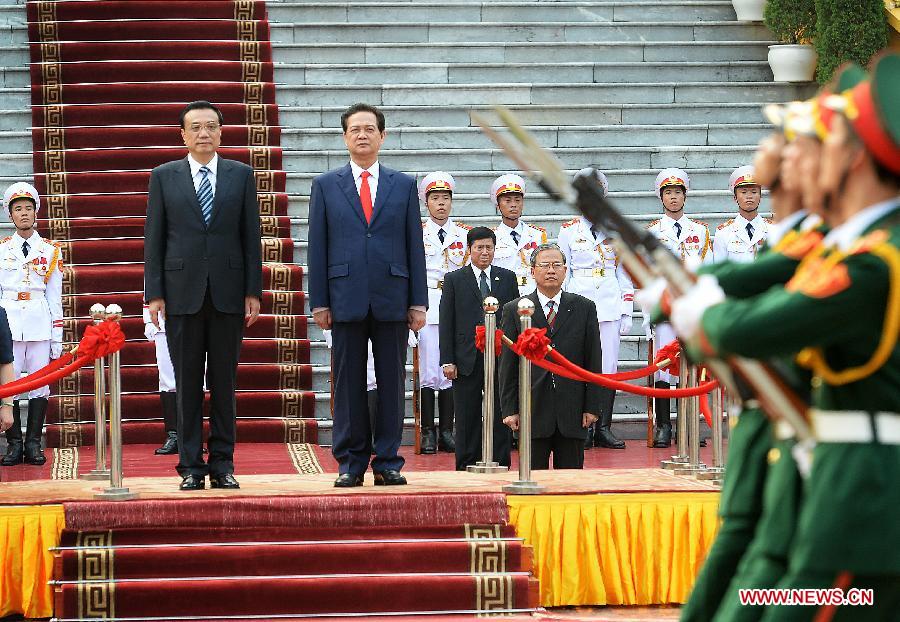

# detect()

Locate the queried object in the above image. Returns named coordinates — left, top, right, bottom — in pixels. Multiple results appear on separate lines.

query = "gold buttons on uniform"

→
left=767, top=447, right=781, bottom=464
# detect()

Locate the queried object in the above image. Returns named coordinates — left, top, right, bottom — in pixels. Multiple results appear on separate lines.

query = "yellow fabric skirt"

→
left=0, top=504, right=65, bottom=619
left=508, top=492, right=720, bottom=607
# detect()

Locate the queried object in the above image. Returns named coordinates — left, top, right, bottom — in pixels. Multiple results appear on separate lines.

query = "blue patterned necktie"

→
left=746, top=223, right=755, bottom=240
left=197, top=166, right=213, bottom=226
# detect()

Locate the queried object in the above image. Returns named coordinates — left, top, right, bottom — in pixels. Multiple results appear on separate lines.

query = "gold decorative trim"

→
left=57, top=422, right=83, bottom=446
left=43, top=149, right=65, bottom=174
left=36, top=1, right=56, bottom=23
left=254, top=171, right=275, bottom=193
left=275, top=315, right=296, bottom=339
left=270, top=290, right=293, bottom=315
left=51, top=447, right=79, bottom=480
left=57, top=394, right=80, bottom=423
left=246, top=103, right=267, bottom=126
left=279, top=364, right=303, bottom=390
left=41, top=62, right=61, bottom=87
left=75, top=531, right=115, bottom=617
left=465, top=524, right=503, bottom=540
left=46, top=194, right=68, bottom=220
left=40, top=41, right=60, bottom=65
left=49, top=218, right=70, bottom=241
left=260, top=216, right=279, bottom=238
left=37, top=20, right=58, bottom=43
left=243, top=82, right=264, bottom=104
left=59, top=369, right=79, bottom=396
left=261, top=237, right=284, bottom=263
left=277, top=339, right=299, bottom=364
left=43, top=127, right=65, bottom=150
left=280, top=391, right=304, bottom=418
left=470, top=540, right=507, bottom=574
left=62, top=264, right=75, bottom=295
left=46, top=172, right=67, bottom=196
left=286, top=441, right=322, bottom=473
left=237, top=20, right=258, bottom=41
left=257, top=193, right=275, bottom=216
left=234, top=0, right=256, bottom=21
left=43, top=104, right=64, bottom=128
left=239, top=40, right=261, bottom=63
left=242, top=61, right=263, bottom=83
left=42, top=82, right=62, bottom=105
left=248, top=125, right=268, bottom=147
left=63, top=318, right=78, bottom=344
left=249, top=146, right=270, bottom=171
left=266, top=262, right=291, bottom=290
left=474, top=575, right=514, bottom=612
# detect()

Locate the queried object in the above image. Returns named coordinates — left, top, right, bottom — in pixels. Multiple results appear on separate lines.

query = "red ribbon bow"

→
left=78, top=321, right=126, bottom=360
left=515, top=327, right=552, bottom=361
left=654, top=340, right=682, bottom=376
left=475, top=326, right=504, bottom=357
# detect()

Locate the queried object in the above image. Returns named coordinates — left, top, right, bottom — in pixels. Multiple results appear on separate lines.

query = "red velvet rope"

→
left=0, top=321, right=125, bottom=398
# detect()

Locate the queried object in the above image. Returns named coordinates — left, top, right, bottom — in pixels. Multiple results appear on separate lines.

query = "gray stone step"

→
left=275, top=61, right=772, bottom=86
left=273, top=81, right=814, bottom=107
left=282, top=123, right=770, bottom=151
left=281, top=102, right=769, bottom=128
left=269, top=21, right=772, bottom=44
left=272, top=40, right=774, bottom=64
left=268, top=2, right=738, bottom=24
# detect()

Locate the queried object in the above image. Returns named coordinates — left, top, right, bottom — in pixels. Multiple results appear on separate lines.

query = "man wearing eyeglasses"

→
left=499, top=244, right=603, bottom=469
left=144, top=100, right=263, bottom=491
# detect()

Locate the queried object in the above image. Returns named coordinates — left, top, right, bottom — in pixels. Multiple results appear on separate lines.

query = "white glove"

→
left=670, top=274, right=726, bottom=341
left=323, top=329, right=333, bottom=349
left=792, top=439, right=816, bottom=479
left=618, top=315, right=632, bottom=336
left=50, top=341, right=62, bottom=360
left=143, top=322, right=159, bottom=341
left=634, top=277, right=667, bottom=317
left=407, top=331, right=418, bottom=347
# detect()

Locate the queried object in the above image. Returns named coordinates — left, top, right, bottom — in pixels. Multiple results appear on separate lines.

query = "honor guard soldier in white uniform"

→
left=491, top=174, right=547, bottom=296
left=645, top=168, right=712, bottom=447
left=0, top=183, right=63, bottom=466
left=712, top=165, right=770, bottom=263
left=418, top=172, right=468, bottom=454
left=143, top=304, right=178, bottom=455
left=559, top=169, right=633, bottom=450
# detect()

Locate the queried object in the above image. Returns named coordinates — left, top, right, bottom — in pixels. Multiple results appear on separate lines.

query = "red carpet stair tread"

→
left=25, top=2, right=310, bottom=458
left=52, top=494, right=538, bottom=618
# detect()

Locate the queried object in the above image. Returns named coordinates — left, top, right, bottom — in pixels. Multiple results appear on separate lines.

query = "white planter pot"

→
left=767, top=44, right=818, bottom=82
left=732, top=0, right=764, bottom=21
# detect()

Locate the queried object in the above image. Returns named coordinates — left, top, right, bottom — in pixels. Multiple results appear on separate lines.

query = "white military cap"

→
left=655, top=168, right=690, bottom=194
left=418, top=171, right=456, bottom=205
left=573, top=168, right=609, bottom=197
left=3, top=182, right=40, bottom=214
left=729, top=165, right=759, bottom=192
left=490, top=173, right=526, bottom=207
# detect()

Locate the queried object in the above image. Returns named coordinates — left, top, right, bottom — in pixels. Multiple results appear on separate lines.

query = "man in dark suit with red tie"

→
left=499, top=243, right=603, bottom=469
left=144, top=100, right=263, bottom=491
left=308, top=103, right=428, bottom=487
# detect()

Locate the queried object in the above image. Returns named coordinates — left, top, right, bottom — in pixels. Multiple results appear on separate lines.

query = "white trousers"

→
left=598, top=319, right=621, bottom=375
left=417, top=324, right=451, bottom=390
left=651, top=322, right=677, bottom=385
left=13, top=340, right=51, bottom=399
left=154, top=332, right=176, bottom=392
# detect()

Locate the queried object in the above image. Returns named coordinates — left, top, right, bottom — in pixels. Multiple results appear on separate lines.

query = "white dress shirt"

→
left=535, top=288, right=563, bottom=321
left=349, top=159, right=379, bottom=206
left=471, top=264, right=492, bottom=288
left=188, top=153, right=218, bottom=197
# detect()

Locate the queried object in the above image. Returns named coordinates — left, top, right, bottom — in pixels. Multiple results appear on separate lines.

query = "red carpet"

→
left=28, top=0, right=306, bottom=449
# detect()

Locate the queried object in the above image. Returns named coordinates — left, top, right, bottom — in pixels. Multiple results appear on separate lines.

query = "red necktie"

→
left=359, top=170, right=373, bottom=223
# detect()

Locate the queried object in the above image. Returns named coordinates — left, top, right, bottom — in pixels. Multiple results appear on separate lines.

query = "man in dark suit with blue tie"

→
left=308, top=103, right=428, bottom=487
left=144, top=101, right=262, bottom=491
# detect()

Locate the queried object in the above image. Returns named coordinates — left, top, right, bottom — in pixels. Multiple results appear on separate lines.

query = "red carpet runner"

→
left=26, top=0, right=316, bottom=447
left=51, top=495, right=539, bottom=619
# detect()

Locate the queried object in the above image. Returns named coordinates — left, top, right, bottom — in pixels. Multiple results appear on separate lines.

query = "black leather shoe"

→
left=334, top=473, right=364, bottom=487
left=373, top=469, right=407, bottom=486
left=653, top=424, right=672, bottom=448
left=421, top=429, right=436, bottom=454
left=1, top=442, right=23, bottom=466
left=179, top=474, right=205, bottom=490
left=596, top=426, right=626, bottom=449
left=210, top=473, right=240, bottom=489
left=154, top=431, right=178, bottom=455
left=583, top=426, right=593, bottom=450
left=438, top=429, right=455, bottom=453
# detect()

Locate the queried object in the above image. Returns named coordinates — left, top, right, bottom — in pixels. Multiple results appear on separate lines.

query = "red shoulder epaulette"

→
left=717, top=219, right=734, bottom=231
left=646, top=219, right=660, bottom=229
left=561, top=218, right=579, bottom=229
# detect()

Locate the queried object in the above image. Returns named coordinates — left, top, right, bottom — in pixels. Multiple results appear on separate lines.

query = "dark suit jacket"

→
left=144, top=156, right=262, bottom=315
left=499, top=290, right=603, bottom=439
left=307, top=162, right=427, bottom=322
left=439, top=265, right=519, bottom=377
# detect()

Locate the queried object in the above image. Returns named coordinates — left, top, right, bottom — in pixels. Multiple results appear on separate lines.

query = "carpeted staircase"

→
left=25, top=0, right=317, bottom=449
left=50, top=494, right=540, bottom=620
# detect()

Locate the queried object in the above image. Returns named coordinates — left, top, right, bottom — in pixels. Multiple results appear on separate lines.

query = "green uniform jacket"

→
left=699, top=206, right=900, bottom=574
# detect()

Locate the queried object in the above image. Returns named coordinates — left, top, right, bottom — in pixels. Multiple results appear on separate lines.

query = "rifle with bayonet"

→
left=472, top=106, right=814, bottom=442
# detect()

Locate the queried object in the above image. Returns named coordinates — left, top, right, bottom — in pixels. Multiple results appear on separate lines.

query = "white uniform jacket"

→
left=646, top=214, right=713, bottom=268
left=712, top=214, right=770, bottom=264
left=492, top=221, right=547, bottom=295
left=0, top=231, right=63, bottom=346
left=422, top=218, right=470, bottom=324
left=557, top=217, right=634, bottom=322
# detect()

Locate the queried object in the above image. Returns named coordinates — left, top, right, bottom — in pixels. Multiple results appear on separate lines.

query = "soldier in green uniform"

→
left=671, top=52, right=900, bottom=621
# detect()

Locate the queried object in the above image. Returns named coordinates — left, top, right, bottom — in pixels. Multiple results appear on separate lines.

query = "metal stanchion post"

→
left=503, top=299, right=544, bottom=494
left=675, top=365, right=707, bottom=475
left=469, top=297, right=508, bottom=473
left=95, top=304, right=138, bottom=501
left=698, top=386, right=724, bottom=485
left=661, top=360, right=690, bottom=469
left=82, top=304, right=111, bottom=480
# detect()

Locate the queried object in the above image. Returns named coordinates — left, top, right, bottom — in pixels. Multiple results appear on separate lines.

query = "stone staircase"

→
left=0, top=0, right=817, bottom=443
